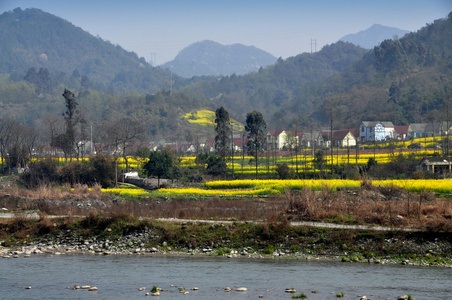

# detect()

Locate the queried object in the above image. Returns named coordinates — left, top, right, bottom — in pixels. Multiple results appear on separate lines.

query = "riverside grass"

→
left=102, top=179, right=452, bottom=198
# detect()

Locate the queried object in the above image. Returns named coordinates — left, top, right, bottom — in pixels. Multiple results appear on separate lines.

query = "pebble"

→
left=88, top=286, right=98, bottom=291
left=25, top=286, right=32, bottom=289
left=236, top=287, right=247, bottom=292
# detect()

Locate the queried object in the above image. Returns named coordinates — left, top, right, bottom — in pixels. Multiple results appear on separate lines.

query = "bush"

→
left=60, top=161, right=93, bottom=186
left=89, top=154, right=116, bottom=188
left=275, top=163, right=293, bottom=179
left=21, top=157, right=60, bottom=188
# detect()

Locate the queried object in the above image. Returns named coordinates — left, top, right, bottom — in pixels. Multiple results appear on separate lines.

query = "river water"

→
left=1, top=254, right=451, bottom=299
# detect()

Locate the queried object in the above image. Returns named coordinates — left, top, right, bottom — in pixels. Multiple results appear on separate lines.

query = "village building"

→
left=300, top=131, right=324, bottom=148
left=359, top=121, right=395, bottom=142
left=394, top=125, right=412, bottom=140
left=409, top=123, right=427, bottom=138
left=417, top=157, right=452, bottom=175
left=266, top=130, right=303, bottom=150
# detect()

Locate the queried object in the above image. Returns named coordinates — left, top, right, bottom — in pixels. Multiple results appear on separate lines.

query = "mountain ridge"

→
left=161, top=40, right=277, bottom=77
left=340, top=23, right=410, bottom=49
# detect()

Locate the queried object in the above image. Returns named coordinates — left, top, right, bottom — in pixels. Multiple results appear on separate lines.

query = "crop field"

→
left=102, top=178, right=452, bottom=198
left=181, top=109, right=244, bottom=132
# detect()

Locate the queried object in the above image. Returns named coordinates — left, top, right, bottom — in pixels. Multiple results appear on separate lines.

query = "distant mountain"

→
left=161, top=40, right=277, bottom=77
left=0, top=7, right=172, bottom=91
left=340, top=24, right=410, bottom=49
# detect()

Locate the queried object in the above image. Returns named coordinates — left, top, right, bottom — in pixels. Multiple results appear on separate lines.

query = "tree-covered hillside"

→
left=180, top=41, right=369, bottom=128
left=0, top=8, right=174, bottom=92
left=0, top=7, right=451, bottom=144
left=314, top=12, right=452, bottom=129
left=182, top=13, right=452, bottom=131
left=161, top=40, right=277, bottom=78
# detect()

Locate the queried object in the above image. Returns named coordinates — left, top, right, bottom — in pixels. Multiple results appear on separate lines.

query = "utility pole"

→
left=311, top=39, right=317, bottom=53
left=330, top=110, right=334, bottom=176
left=231, top=121, right=234, bottom=179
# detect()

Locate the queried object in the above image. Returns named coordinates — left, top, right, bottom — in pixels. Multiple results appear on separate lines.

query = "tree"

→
left=54, top=88, right=83, bottom=160
left=313, top=150, right=326, bottom=177
left=214, top=106, right=231, bottom=162
left=105, top=116, right=145, bottom=172
left=245, top=111, right=266, bottom=178
left=206, top=155, right=227, bottom=177
left=143, top=147, right=174, bottom=188
left=275, top=163, right=293, bottom=179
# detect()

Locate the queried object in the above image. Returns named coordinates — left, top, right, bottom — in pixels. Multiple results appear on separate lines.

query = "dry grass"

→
left=0, top=182, right=103, bottom=200
left=285, top=186, right=452, bottom=230
left=1, top=178, right=451, bottom=231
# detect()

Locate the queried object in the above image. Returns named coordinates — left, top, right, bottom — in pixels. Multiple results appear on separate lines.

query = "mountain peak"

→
left=162, top=40, right=277, bottom=78
left=340, top=24, right=410, bottom=49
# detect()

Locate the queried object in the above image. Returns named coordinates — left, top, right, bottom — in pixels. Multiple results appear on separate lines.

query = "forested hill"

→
left=182, top=13, right=452, bottom=130
left=0, top=7, right=173, bottom=91
left=312, top=12, right=452, bottom=128
left=181, top=41, right=368, bottom=128
left=161, top=40, right=277, bottom=77
left=0, top=7, right=450, bottom=141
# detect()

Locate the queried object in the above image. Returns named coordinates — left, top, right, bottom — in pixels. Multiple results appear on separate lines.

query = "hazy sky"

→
left=1, top=0, right=450, bottom=65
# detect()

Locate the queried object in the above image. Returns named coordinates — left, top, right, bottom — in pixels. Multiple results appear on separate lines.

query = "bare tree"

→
left=105, top=116, right=145, bottom=172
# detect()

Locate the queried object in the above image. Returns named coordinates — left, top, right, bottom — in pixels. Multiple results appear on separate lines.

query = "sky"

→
left=1, top=0, right=451, bottom=65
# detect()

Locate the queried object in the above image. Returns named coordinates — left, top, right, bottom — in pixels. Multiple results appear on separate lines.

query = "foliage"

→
left=205, top=155, right=228, bottom=177
left=89, top=154, right=116, bottom=188
left=245, top=111, right=266, bottom=178
left=275, top=163, right=294, bottom=179
left=20, top=154, right=116, bottom=188
left=214, top=106, right=231, bottom=160
left=59, top=160, right=93, bottom=186
left=21, top=157, right=60, bottom=188
left=143, top=147, right=175, bottom=187
left=313, top=150, right=326, bottom=171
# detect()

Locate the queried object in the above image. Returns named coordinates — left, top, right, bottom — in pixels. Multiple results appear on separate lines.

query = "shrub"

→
left=21, top=157, right=60, bottom=188
left=89, top=154, right=116, bottom=188
left=60, top=161, right=93, bottom=186
left=275, top=163, right=294, bottom=179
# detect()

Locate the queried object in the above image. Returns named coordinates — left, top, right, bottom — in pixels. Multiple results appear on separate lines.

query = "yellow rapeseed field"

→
left=101, top=178, right=452, bottom=198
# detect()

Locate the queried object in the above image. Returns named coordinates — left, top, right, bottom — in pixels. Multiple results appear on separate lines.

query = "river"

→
left=1, top=254, right=451, bottom=299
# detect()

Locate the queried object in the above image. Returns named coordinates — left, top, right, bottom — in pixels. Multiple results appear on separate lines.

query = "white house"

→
left=267, top=130, right=303, bottom=150
left=359, top=121, right=395, bottom=142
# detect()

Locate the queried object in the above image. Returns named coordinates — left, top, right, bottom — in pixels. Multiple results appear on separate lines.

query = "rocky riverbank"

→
left=1, top=216, right=451, bottom=268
